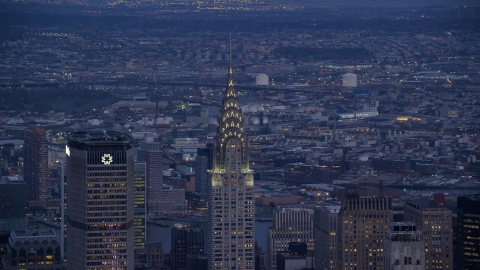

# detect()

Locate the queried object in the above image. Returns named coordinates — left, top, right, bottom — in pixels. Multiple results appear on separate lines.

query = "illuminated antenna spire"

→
left=227, top=31, right=234, bottom=87
left=229, top=31, right=232, bottom=73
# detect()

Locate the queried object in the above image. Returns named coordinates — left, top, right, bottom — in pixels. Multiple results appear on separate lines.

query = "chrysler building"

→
left=207, top=40, right=255, bottom=270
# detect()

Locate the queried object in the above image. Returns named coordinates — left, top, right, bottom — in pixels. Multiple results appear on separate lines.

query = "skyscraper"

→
left=138, top=133, right=163, bottom=214
left=195, top=142, right=213, bottom=194
left=66, top=131, right=134, bottom=270
left=24, top=126, right=48, bottom=202
left=171, top=224, right=205, bottom=270
left=134, top=162, right=147, bottom=252
left=404, top=198, right=453, bottom=270
left=314, top=204, right=340, bottom=270
left=208, top=41, right=255, bottom=270
left=383, top=222, right=425, bottom=270
left=455, top=194, right=480, bottom=270
left=337, top=188, right=392, bottom=270
left=266, top=208, right=314, bottom=270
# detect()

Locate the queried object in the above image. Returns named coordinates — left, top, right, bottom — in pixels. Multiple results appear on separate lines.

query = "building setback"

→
left=337, top=188, right=393, bottom=270
left=66, top=131, right=134, bottom=270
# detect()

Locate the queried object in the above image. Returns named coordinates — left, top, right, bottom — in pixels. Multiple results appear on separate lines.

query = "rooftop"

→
left=11, top=229, right=56, bottom=238
left=67, top=131, right=132, bottom=145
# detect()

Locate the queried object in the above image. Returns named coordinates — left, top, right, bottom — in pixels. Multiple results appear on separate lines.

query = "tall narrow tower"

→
left=208, top=37, right=255, bottom=270
left=24, top=126, right=48, bottom=202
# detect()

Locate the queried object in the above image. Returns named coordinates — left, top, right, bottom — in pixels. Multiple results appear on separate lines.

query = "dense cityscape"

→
left=1, top=0, right=480, bottom=269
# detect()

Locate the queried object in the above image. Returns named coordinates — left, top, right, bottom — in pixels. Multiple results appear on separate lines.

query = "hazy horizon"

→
left=312, top=0, right=480, bottom=8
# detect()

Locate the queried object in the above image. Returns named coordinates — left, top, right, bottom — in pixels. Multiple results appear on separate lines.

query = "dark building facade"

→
left=146, top=241, right=165, bottom=270
left=24, top=126, right=48, bottom=202
left=171, top=224, right=204, bottom=270
left=456, top=194, right=480, bottom=270
left=0, top=178, right=26, bottom=231
left=66, top=131, right=134, bottom=270
left=195, top=144, right=212, bottom=194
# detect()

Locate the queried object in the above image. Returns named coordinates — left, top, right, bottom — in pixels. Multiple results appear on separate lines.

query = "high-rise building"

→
left=66, top=131, right=134, bottom=270
left=24, top=126, right=48, bottom=202
left=0, top=176, right=26, bottom=231
left=195, top=143, right=213, bottom=194
left=146, top=241, right=165, bottom=270
left=171, top=224, right=205, bottom=270
left=207, top=46, right=255, bottom=270
left=455, top=194, right=480, bottom=270
left=383, top=222, right=425, bottom=270
left=314, top=204, right=340, bottom=270
left=153, top=188, right=186, bottom=214
left=337, top=188, right=392, bottom=270
left=404, top=198, right=453, bottom=270
left=134, top=162, right=147, bottom=252
left=60, top=163, right=67, bottom=260
left=138, top=133, right=163, bottom=214
left=266, top=208, right=314, bottom=270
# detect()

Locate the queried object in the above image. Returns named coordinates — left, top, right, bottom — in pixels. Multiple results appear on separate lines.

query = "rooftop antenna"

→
left=228, top=29, right=233, bottom=74
left=227, top=31, right=234, bottom=88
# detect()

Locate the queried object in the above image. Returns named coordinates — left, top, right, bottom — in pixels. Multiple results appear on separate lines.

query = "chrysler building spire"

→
left=208, top=36, right=255, bottom=270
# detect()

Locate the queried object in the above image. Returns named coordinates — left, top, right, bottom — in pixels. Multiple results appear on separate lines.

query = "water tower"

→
left=342, top=73, right=357, bottom=87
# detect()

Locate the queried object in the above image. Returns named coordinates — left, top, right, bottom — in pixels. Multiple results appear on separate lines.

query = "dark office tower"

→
left=66, top=131, right=134, bottom=270
left=337, top=188, right=393, bottom=270
left=146, top=242, right=165, bottom=270
left=195, top=146, right=212, bottom=194
left=138, top=133, right=163, bottom=214
left=0, top=177, right=26, bottom=231
left=171, top=224, right=205, bottom=270
left=208, top=43, right=255, bottom=270
left=134, top=162, right=147, bottom=253
left=404, top=198, right=453, bottom=270
left=24, top=126, right=48, bottom=202
left=314, top=204, right=340, bottom=270
left=456, top=194, right=480, bottom=270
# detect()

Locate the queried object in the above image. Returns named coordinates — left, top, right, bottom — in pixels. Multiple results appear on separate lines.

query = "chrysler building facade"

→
left=208, top=57, right=255, bottom=270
